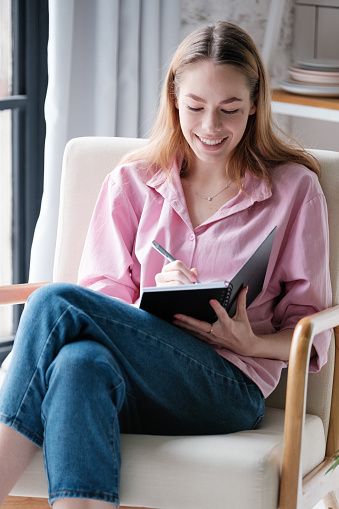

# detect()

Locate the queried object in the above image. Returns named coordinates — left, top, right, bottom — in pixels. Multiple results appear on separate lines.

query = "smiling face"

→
left=175, top=60, right=256, bottom=173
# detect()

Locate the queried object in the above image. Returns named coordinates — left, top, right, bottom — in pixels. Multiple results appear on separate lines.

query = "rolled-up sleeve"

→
left=273, top=193, right=332, bottom=371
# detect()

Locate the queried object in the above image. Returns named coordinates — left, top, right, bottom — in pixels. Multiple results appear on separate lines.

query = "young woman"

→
left=0, top=21, right=331, bottom=508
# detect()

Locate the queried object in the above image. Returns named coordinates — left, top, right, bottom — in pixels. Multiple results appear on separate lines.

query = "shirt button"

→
left=189, top=233, right=195, bottom=241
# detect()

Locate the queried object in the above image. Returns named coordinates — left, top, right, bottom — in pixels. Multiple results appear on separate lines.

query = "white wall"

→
left=180, top=0, right=339, bottom=153
left=180, top=0, right=294, bottom=87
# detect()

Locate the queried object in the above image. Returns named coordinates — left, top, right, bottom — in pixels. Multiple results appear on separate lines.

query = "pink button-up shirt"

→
left=78, top=157, right=332, bottom=397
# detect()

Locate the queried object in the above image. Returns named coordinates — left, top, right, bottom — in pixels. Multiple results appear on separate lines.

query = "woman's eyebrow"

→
left=185, top=93, right=243, bottom=104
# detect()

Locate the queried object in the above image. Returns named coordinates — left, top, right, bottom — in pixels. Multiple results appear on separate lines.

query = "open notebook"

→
left=140, top=227, right=276, bottom=323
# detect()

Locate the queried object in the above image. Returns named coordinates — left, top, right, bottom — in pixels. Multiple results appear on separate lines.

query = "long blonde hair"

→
left=122, top=21, right=320, bottom=183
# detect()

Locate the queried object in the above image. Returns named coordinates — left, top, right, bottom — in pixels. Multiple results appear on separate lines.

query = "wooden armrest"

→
left=279, top=305, right=339, bottom=509
left=0, top=283, right=50, bottom=305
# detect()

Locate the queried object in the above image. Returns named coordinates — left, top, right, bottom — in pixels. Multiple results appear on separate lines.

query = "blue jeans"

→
left=0, top=283, right=264, bottom=506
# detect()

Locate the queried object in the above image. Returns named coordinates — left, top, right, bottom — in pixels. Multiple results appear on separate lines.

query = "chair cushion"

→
left=10, top=407, right=326, bottom=509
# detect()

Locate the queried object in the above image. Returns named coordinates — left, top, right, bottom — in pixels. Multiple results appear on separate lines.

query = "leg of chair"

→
left=322, top=491, right=339, bottom=509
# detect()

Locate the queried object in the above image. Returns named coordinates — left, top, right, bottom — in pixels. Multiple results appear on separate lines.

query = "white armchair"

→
left=1, top=137, right=339, bottom=509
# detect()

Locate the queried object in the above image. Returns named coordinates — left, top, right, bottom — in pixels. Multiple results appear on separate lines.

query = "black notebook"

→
left=139, top=227, right=276, bottom=323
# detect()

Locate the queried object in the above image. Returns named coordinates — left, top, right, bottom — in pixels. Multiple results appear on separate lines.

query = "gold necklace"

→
left=186, top=180, right=232, bottom=201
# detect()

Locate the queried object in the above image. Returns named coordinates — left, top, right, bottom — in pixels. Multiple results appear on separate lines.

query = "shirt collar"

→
left=147, top=157, right=192, bottom=227
left=146, top=157, right=272, bottom=226
left=146, top=156, right=182, bottom=189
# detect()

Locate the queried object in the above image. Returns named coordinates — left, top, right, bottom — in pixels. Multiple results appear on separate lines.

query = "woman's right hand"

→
left=155, top=261, right=199, bottom=287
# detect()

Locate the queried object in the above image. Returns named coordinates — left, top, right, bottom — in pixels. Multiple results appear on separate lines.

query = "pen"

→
left=152, top=240, right=176, bottom=262
left=152, top=240, right=200, bottom=283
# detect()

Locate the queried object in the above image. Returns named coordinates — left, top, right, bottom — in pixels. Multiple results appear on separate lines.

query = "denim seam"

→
left=41, top=414, right=51, bottom=495
left=0, top=412, right=43, bottom=446
left=112, top=402, right=120, bottom=499
left=12, top=306, right=73, bottom=427
left=125, top=389, right=137, bottom=400
left=41, top=350, right=125, bottom=499
left=49, top=488, right=119, bottom=503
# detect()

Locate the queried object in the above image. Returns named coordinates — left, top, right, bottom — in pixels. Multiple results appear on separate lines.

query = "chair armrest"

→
left=279, top=305, right=339, bottom=509
left=0, top=283, right=50, bottom=305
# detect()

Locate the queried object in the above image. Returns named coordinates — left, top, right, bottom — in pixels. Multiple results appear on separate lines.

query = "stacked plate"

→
left=279, top=59, right=339, bottom=97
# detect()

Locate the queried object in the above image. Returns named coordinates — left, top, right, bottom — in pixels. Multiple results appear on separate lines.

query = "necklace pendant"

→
left=208, top=197, right=212, bottom=201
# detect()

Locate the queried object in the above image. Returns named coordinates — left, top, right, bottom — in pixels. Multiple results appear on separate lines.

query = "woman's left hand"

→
left=172, top=286, right=259, bottom=357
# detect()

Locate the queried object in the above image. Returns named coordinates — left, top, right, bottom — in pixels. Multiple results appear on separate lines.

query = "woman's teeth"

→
left=198, top=136, right=225, bottom=146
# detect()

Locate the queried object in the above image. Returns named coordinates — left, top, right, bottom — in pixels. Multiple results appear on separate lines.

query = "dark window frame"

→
left=0, top=0, right=48, bottom=359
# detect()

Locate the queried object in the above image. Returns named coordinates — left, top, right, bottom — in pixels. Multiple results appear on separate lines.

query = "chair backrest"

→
left=54, top=137, right=339, bottom=435
left=54, top=136, right=147, bottom=284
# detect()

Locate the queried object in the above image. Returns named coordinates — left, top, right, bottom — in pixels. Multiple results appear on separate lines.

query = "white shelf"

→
left=272, top=100, right=339, bottom=123
left=271, top=90, right=339, bottom=123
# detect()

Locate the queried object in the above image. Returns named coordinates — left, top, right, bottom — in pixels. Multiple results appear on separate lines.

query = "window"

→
left=0, top=0, right=13, bottom=341
left=0, top=0, right=48, bottom=360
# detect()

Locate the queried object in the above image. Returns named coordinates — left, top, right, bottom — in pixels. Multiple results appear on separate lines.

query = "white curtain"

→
left=29, top=0, right=182, bottom=282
